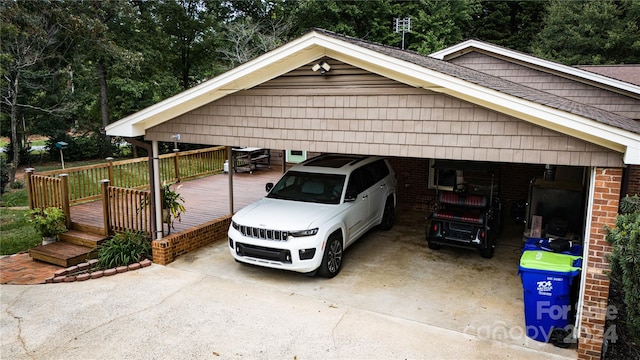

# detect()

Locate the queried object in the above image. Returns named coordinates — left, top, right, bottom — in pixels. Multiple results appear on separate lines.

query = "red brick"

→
left=54, top=269, right=68, bottom=276
left=116, top=266, right=128, bottom=274
left=76, top=273, right=91, bottom=281
left=64, top=275, right=76, bottom=282
left=128, top=263, right=141, bottom=271
left=103, top=268, right=117, bottom=276
left=90, top=271, right=104, bottom=279
left=53, top=276, right=66, bottom=283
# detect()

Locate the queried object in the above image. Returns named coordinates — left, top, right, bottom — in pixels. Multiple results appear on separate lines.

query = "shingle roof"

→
left=314, top=29, right=640, bottom=135
left=577, top=65, right=640, bottom=87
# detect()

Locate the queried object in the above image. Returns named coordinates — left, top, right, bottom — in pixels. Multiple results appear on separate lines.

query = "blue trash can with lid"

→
left=518, top=250, right=582, bottom=347
left=523, top=237, right=582, bottom=256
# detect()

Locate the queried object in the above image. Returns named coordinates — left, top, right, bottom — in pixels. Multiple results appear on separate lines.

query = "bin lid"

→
left=519, top=250, right=582, bottom=272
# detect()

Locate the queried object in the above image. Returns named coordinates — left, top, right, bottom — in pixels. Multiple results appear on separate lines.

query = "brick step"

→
left=59, top=229, right=107, bottom=248
left=29, top=242, right=97, bottom=268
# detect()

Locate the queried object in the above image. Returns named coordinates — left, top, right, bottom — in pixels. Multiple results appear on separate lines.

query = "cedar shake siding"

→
left=449, top=52, right=640, bottom=121
left=146, top=61, right=624, bottom=168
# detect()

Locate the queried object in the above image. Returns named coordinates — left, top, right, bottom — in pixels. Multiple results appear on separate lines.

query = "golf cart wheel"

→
left=480, top=246, right=495, bottom=259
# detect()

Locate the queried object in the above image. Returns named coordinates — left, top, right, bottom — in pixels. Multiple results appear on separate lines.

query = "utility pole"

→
left=395, top=17, right=411, bottom=50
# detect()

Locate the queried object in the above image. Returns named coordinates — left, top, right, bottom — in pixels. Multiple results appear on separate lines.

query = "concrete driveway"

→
left=1, top=209, right=576, bottom=359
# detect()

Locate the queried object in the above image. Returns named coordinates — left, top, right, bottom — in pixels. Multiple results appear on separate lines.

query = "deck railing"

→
left=25, top=173, right=72, bottom=229
left=25, top=146, right=227, bottom=236
left=31, top=146, right=226, bottom=205
left=103, top=181, right=152, bottom=235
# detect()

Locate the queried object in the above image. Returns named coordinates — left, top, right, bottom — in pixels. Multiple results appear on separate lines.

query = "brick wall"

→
left=152, top=215, right=232, bottom=265
left=626, top=165, right=640, bottom=196
left=578, top=167, right=622, bottom=360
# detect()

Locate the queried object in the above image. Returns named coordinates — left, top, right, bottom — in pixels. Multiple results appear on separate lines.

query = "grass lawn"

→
left=0, top=208, right=40, bottom=255
left=0, top=188, right=28, bottom=207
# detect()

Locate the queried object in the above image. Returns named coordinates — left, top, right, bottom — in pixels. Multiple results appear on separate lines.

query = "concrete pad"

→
left=1, top=209, right=577, bottom=359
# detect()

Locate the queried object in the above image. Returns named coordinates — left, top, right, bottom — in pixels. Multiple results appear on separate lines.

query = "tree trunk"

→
left=9, top=73, right=21, bottom=183
left=97, top=60, right=112, bottom=155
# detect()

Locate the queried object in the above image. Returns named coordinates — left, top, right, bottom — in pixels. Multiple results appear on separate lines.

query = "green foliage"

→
left=97, top=231, right=151, bottom=269
left=607, top=195, right=640, bottom=340
left=10, top=180, right=24, bottom=190
left=0, top=157, right=9, bottom=195
left=46, top=131, right=113, bottom=162
left=0, top=188, right=28, bottom=207
left=533, top=0, right=640, bottom=65
left=161, top=181, right=186, bottom=229
left=25, top=207, right=67, bottom=238
left=469, top=1, right=546, bottom=53
left=0, top=209, right=41, bottom=255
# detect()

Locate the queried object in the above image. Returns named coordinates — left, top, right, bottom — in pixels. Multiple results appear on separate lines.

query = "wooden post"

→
left=173, top=149, right=180, bottom=183
left=106, top=157, right=114, bottom=184
left=59, top=174, right=71, bottom=229
left=25, top=168, right=35, bottom=210
left=100, top=179, right=110, bottom=236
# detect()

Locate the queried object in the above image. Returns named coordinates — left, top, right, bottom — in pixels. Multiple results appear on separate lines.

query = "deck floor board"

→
left=70, top=168, right=283, bottom=235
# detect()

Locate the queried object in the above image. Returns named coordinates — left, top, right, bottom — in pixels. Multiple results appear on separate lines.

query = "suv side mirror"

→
left=344, top=191, right=357, bottom=202
left=265, top=183, right=274, bottom=192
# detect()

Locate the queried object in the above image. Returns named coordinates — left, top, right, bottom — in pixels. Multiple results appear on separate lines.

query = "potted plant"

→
left=160, top=181, right=185, bottom=233
left=26, top=207, right=67, bottom=245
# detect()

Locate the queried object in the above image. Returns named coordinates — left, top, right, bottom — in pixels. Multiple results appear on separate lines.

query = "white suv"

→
left=228, top=154, right=397, bottom=278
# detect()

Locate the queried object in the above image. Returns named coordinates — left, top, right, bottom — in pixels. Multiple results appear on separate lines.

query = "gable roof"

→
left=106, top=29, right=640, bottom=165
left=429, top=39, right=640, bottom=96
left=576, top=65, right=640, bottom=87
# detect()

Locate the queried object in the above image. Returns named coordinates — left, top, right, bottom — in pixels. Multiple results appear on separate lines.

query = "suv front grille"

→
left=238, top=225, right=288, bottom=241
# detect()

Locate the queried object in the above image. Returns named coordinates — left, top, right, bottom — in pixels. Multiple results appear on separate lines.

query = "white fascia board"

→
left=430, top=40, right=640, bottom=96
left=106, top=32, right=327, bottom=137
left=317, top=37, right=639, bottom=162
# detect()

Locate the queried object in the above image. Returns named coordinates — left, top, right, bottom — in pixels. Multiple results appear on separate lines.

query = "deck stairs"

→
left=29, top=222, right=107, bottom=267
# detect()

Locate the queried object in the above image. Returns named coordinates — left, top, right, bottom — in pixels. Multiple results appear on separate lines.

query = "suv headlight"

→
left=231, top=221, right=240, bottom=230
left=288, top=228, right=319, bottom=237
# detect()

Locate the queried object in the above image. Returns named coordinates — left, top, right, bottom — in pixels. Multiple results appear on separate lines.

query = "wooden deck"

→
left=70, top=168, right=283, bottom=235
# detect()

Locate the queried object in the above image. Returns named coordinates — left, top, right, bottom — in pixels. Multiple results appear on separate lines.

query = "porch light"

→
left=171, top=134, right=181, bottom=152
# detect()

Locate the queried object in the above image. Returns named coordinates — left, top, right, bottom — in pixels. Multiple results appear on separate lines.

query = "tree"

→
left=155, top=0, right=229, bottom=89
left=291, top=0, right=479, bottom=55
left=532, top=0, right=640, bottom=65
left=220, top=0, right=299, bottom=66
left=0, top=1, right=67, bottom=181
left=468, top=1, right=547, bottom=53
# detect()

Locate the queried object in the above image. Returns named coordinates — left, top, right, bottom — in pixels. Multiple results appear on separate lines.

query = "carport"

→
left=105, top=29, right=640, bottom=360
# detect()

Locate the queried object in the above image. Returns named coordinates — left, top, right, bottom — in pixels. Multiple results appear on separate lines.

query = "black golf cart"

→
left=426, top=160, right=502, bottom=258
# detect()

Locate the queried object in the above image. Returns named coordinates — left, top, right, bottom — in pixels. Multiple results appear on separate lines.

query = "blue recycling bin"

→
left=519, top=250, right=582, bottom=345
left=523, top=237, right=583, bottom=256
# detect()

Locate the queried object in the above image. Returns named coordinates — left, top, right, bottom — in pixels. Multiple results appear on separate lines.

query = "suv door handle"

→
left=380, top=183, right=386, bottom=188
left=362, top=194, right=369, bottom=200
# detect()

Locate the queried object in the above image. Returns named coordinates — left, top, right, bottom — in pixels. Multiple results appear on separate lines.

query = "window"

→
left=428, top=159, right=458, bottom=191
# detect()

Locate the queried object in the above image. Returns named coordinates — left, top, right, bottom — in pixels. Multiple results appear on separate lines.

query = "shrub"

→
left=97, top=230, right=151, bottom=269
left=0, top=157, right=9, bottom=195
left=10, top=180, right=24, bottom=189
left=607, top=195, right=640, bottom=340
left=25, top=207, right=67, bottom=238
left=46, top=130, right=114, bottom=162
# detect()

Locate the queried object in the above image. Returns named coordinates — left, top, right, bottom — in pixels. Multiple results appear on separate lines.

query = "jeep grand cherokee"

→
left=228, top=154, right=397, bottom=278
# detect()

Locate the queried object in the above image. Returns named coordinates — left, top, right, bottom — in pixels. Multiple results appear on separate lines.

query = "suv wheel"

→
left=378, top=197, right=395, bottom=230
left=318, top=232, right=343, bottom=278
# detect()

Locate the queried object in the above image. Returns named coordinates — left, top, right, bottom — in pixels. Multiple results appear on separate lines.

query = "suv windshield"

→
left=267, top=171, right=346, bottom=204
